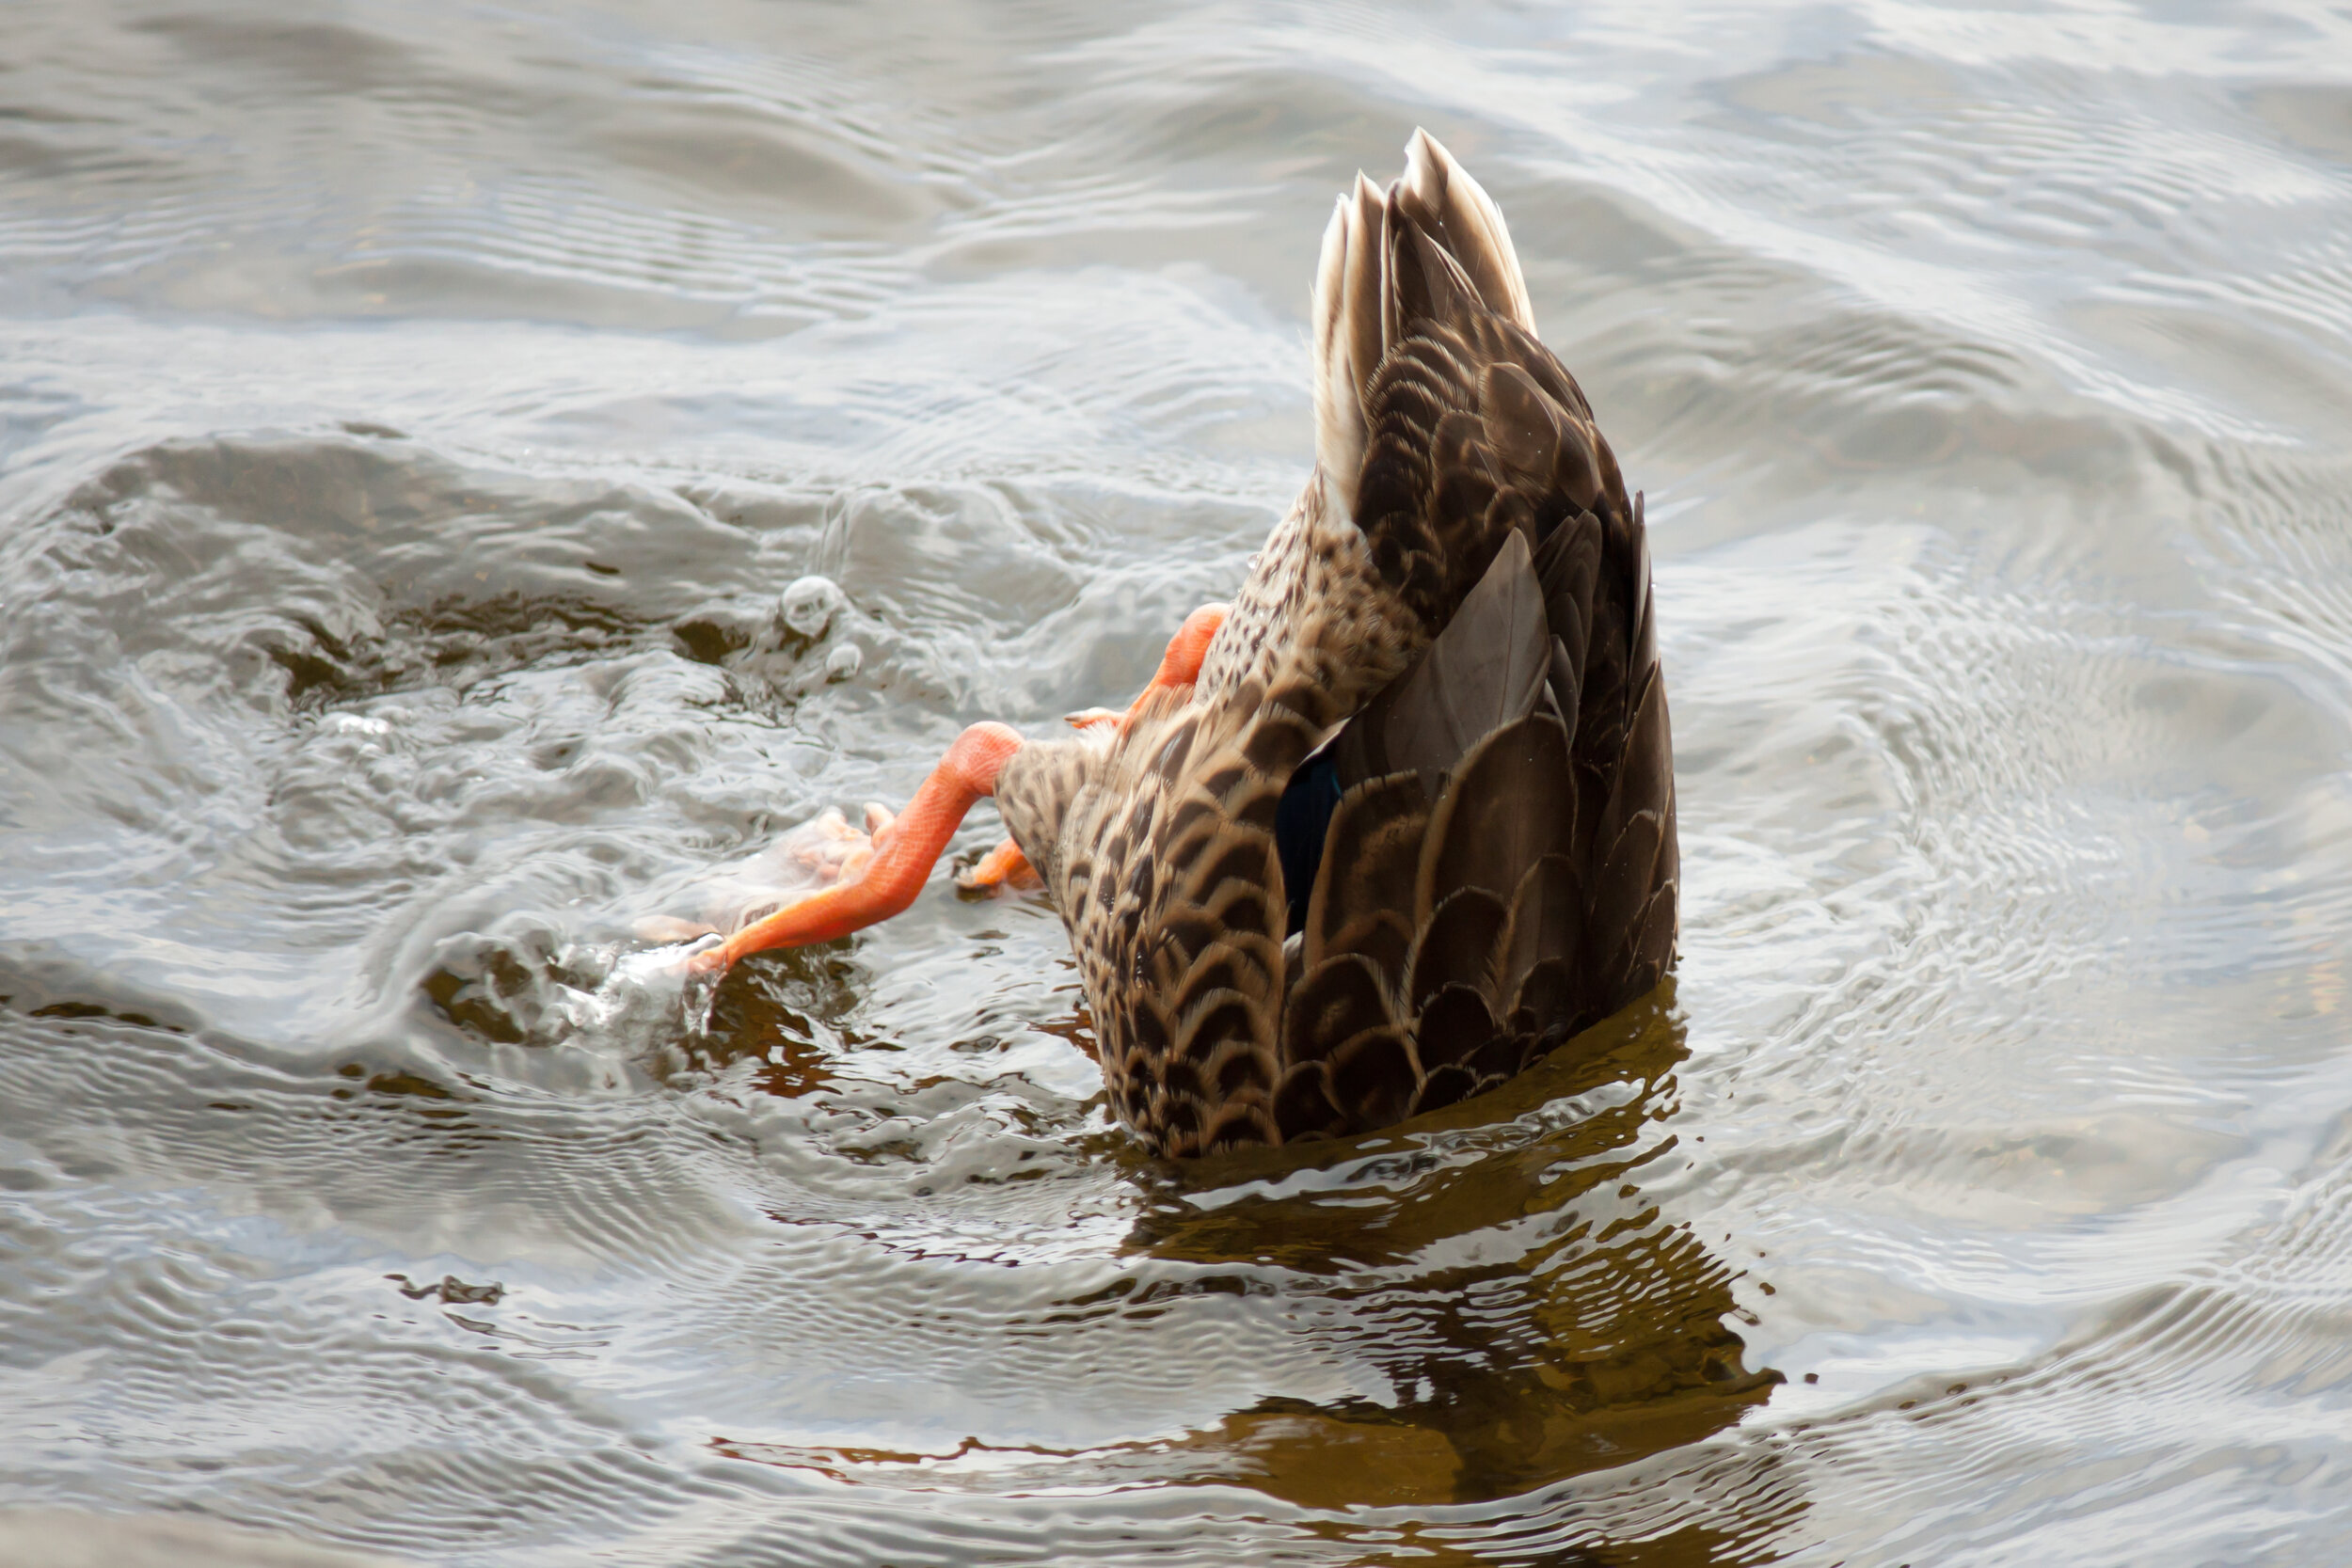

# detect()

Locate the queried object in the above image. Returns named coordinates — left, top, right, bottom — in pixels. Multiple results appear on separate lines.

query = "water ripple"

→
left=5, top=0, right=2352, bottom=1562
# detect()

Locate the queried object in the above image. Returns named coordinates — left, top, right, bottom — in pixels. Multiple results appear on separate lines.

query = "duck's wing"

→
left=1270, top=135, right=1677, bottom=1143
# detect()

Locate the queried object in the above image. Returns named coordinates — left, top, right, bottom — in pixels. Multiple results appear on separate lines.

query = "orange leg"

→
left=1128, top=602, right=1228, bottom=725
left=961, top=603, right=1229, bottom=894
left=694, top=722, right=1024, bottom=972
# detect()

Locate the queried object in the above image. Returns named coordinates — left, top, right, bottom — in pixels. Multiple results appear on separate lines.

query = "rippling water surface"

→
left=6, top=3, right=2352, bottom=1563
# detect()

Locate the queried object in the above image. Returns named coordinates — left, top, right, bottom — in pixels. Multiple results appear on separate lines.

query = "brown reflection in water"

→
left=717, top=1409, right=1777, bottom=1563
left=271, top=590, right=647, bottom=713
left=421, top=942, right=545, bottom=1045
left=417, top=927, right=868, bottom=1101
left=716, top=986, right=1790, bottom=1559
left=1122, top=985, right=1778, bottom=1506
left=692, top=947, right=866, bottom=1099
left=325, top=1062, right=504, bottom=1159
left=1030, top=1001, right=1100, bottom=1062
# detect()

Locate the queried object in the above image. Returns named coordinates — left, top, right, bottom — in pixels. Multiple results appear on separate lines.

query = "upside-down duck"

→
left=687, top=131, right=1677, bottom=1158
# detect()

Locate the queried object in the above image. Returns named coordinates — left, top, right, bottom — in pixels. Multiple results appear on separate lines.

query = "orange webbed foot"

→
left=957, top=835, right=1041, bottom=893
left=677, top=722, right=1025, bottom=975
left=673, top=804, right=878, bottom=973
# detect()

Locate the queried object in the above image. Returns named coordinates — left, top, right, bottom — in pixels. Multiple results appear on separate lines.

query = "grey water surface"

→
left=5, top=2, right=2352, bottom=1564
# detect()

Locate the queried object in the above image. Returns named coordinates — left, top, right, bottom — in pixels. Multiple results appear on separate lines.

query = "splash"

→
left=553, top=933, right=727, bottom=1046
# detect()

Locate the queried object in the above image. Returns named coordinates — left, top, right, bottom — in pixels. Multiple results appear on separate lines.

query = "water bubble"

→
left=824, top=642, right=863, bottom=680
left=780, top=575, right=845, bottom=639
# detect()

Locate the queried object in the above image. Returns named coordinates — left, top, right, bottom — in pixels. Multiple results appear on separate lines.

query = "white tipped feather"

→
left=1343, top=173, right=1388, bottom=405
left=1309, top=173, right=1389, bottom=515
left=1309, top=193, right=1361, bottom=513
left=1401, top=129, right=1536, bottom=334
left=1309, top=130, right=1538, bottom=515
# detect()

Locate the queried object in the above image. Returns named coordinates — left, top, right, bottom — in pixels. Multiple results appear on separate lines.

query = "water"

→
left=4, top=2, right=2351, bottom=1562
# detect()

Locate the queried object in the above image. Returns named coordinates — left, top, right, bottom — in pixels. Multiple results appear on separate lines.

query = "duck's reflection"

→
left=1123, top=981, right=1779, bottom=1506
left=707, top=981, right=1800, bottom=1560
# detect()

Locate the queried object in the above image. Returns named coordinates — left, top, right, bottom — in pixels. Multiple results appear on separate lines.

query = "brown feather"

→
left=1410, top=1062, right=1481, bottom=1117
left=1327, top=1025, right=1417, bottom=1130
left=1415, top=712, right=1574, bottom=926
left=1414, top=983, right=1505, bottom=1074
left=1500, top=853, right=1583, bottom=1008
left=1333, top=530, right=1550, bottom=800
left=1406, top=888, right=1509, bottom=1012
left=1302, top=771, right=1427, bottom=973
left=1282, top=953, right=1397, bottom=1065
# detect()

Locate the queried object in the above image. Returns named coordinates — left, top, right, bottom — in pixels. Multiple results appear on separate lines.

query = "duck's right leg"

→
left=1122, top=601, right=1229, bottom=725
left=957, top=602, right=1229, bottom=892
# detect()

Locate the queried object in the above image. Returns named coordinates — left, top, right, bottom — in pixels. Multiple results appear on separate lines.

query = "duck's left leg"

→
left=958, top=602, right=1229, bottom=891
left=695, top=721, right=1024, bottom=971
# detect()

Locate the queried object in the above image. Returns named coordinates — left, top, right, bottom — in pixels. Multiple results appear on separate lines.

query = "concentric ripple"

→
left=5, top=1, right=2352, bottom=1564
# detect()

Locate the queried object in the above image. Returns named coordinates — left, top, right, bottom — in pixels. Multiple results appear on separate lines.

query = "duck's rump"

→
left=996, top=134, right=1677, bottom=1157
left=1270, top=505, right=1677, bottom=1145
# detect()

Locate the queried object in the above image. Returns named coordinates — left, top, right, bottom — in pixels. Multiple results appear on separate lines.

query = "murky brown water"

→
left=5, top=3, right=2352, bottom=1563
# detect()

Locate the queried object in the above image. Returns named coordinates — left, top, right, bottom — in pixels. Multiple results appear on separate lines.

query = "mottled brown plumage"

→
left=993, top=131, right=1677, bottom=1157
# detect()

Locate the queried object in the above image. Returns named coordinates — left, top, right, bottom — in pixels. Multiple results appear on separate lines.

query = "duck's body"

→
left=703, top=133, right=1676, bottom=1158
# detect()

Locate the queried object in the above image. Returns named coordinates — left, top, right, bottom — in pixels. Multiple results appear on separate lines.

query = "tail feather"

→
left=1310, top=174, right=1386, bottom=514
left=1397, top=128, right=1535, bottom=336
left=1310, top=129, right=1537, bottom=516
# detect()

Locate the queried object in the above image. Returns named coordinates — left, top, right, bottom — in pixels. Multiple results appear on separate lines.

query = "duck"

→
left=687, top=131, right=1677, bottom=1159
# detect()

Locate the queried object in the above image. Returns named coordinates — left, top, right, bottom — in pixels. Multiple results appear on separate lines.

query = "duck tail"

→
left=1311, top=129, right=1537, bottom=515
